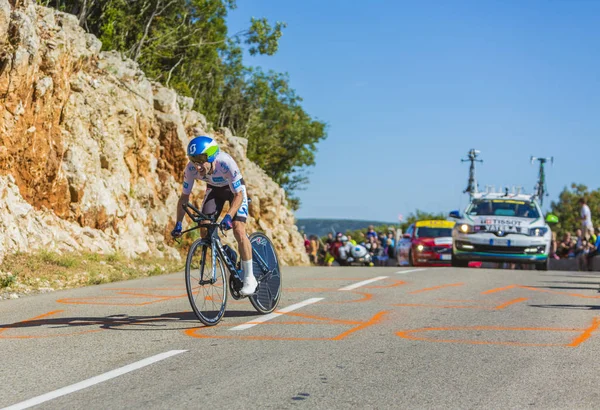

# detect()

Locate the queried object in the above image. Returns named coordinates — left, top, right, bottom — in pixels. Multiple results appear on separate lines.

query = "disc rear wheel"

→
left=185, top=239, right=227, bottom=326
left=248, top=232, right=282, bottom=314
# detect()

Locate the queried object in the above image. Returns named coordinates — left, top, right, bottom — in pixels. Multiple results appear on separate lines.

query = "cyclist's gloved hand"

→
left=171, top=221, right=182, bottom=238
left=220, top=214, right=233, bottom=231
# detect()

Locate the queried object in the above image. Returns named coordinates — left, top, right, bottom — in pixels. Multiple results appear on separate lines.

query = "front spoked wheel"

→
left=248, top=232, right=282, bottom=314
left=185, top=239, right=227, bottom=326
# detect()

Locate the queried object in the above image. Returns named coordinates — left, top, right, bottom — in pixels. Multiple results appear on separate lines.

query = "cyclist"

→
left=171, top=136, right=256, bottom=296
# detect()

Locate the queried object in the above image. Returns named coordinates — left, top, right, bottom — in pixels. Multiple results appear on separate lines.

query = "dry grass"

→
left=0, top=251, right=184, bottom=298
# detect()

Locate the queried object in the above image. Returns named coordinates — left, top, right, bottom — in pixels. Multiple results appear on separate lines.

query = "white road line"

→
left=338, top=276, right=388, bottom=291
left=395, top=268, right=428, bottom=275
left=2, top=350, right=187, bottom=410
left=230, top=297, right=323, bottom=331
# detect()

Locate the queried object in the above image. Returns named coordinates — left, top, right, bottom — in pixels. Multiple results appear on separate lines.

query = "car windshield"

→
left=467, top=199, right=540, bottom=218
left=415, top=227, right=453, bottom=238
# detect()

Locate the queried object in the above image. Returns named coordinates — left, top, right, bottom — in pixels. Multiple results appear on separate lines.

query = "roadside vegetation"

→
left=549, top=184, right=600, bottom=237
left=36, top=0, right=327, bottom=209
left=0, top=251, right=184, bottom=298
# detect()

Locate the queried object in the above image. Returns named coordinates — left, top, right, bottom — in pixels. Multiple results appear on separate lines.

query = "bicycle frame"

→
left=180, top=203, right=271, bottom=284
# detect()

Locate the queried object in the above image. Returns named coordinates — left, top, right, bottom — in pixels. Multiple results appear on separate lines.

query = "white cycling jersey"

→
left=182, top=152, right=244, bottom=195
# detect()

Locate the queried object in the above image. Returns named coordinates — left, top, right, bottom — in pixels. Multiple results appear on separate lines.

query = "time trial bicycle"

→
left=179, top=202, right=282, bottom=326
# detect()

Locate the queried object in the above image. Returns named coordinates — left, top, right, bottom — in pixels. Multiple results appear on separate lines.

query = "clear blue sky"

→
left=227, top=0, right=600, bottom=222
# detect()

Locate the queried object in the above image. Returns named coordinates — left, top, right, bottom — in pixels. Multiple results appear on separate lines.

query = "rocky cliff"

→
left=0, top=0, right=309, bottom=266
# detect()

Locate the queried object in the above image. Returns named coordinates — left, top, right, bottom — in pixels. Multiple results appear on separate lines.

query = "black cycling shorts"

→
left=201, top=182, right=248, bottom=223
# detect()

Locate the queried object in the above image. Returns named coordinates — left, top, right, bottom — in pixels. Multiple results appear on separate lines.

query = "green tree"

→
left=36, top=0, right=327, bottom=208
left=215, top=67, right=327, bottom=208
left=549, top=183, right=600, bottom=237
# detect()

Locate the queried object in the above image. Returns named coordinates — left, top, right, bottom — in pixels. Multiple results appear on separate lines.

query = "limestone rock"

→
left=0, top=1, right=309, bottom=266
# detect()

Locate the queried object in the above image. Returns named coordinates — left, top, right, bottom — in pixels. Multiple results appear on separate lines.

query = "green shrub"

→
left=0, top=274, right=16, bottom=288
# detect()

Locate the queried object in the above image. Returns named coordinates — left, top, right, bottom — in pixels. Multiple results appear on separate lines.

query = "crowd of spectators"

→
left=551, top=228, right=600, bottom=270
left=549, top=197, right=600, bottom=270
left=304, top=225, right=398, bottom=267
left=303, top=198, right=600, bottom=271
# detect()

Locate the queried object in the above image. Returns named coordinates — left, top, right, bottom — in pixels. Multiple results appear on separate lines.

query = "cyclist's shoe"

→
left=240, top=274, right=258, bottom=296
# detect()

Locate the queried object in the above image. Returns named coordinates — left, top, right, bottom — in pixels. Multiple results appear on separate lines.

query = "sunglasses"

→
left=189, top=154, right=208, bottom=165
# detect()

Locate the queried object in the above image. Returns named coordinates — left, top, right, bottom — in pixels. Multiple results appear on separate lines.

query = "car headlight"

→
left=457, top=224, right=474, bottom=234
left=529, top=227, right=549, bottom=237
left=416, top=244, right=431, bottom=252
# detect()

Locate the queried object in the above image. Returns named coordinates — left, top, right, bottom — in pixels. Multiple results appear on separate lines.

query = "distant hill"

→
left=296, top=218, right=397, bottom=238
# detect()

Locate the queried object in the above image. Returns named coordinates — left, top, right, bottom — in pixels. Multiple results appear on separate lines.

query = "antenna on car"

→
left=530, top=156, right=554, bottom=206
left=461, top=149, right=483, bottom=199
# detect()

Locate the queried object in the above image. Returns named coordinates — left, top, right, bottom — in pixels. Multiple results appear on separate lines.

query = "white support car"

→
left=449, top=193, right=558, bottom=270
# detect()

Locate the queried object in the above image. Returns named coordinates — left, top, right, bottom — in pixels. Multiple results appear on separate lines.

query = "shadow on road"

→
left=530, top=304, right=600, bottom=310
left=0, top=310, right=261, bottom=332
left=525, top=285, right=600, bottom=292
left=542, top=280, right=600, bottom=285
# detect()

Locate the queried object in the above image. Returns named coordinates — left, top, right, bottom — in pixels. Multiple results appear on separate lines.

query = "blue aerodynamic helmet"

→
left=187, top=136, right=219, bottom=164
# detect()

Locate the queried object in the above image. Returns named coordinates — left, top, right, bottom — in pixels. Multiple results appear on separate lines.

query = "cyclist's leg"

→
left=200, top=185, right=225, bottom=237
left=230, top=186, right=256, bottom=295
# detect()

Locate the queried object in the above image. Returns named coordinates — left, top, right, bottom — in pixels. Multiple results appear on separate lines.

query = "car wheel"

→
left=451, top=250, right=469, bottom=268
left=535, top=259, right=549, bottom=271
left=408, top=250, right=415, bottom=266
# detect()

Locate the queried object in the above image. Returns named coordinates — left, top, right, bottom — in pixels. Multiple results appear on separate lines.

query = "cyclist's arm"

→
left=177, top=163, right=195, bottom=224
left=176, top=193, right=190, bottom=224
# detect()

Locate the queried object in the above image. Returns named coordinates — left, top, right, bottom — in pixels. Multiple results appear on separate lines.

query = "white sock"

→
left=240, top=259, right=256, bottom=295
left=242, top=259, right=254, bottom=280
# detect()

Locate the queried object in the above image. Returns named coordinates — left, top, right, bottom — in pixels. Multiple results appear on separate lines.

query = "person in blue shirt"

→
left=365, top=225, right=378, bottom=241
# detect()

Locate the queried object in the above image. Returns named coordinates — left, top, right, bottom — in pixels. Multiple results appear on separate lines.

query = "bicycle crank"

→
left=229, top=275, right=243, bottom=300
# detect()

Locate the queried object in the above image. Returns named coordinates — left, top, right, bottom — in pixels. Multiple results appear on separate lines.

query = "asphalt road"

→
left=1, top=266, right=600, bottom=409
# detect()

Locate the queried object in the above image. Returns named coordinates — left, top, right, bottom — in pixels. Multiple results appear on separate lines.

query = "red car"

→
left=396, top=220, right=455, bottom=266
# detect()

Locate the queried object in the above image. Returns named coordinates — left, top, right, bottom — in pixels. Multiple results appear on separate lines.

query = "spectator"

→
left=583, top=235, right=599, bottom=271
left=365, top=225, right=377, bottom=241
left=580, top=197, right=593, bottom=240
left=590, top=227, right=597, bottom=245
left=377, top=238, right=390, bottom=266
left=365, top=235, right=377, bottom=252
left=317, top=237, right=327, bottom=265
left=578, top=238, right=594, bottom=271
left=386, top=238, right=395, bottom=259
left=378, top=231, right=387, bottom=246
left=556, top=232, right=573, bottom=259
left=303, top=234, right=311, bottom=254
left=386, top=232, right=395, bottom=258
left=327, top=234, right=344, bottom=266
left=325, top=233, right=334, bottom=250
left=574, top=228, right=584, bottom=257
left=550, top=231, right=559, bottom=260
left=323, top=233, right=337, bottom=266
left=370, top=241, right=388, bottom=266
left=347, top=234, right=357, bottom=246
left=308, top=235, right=319, bottom=265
